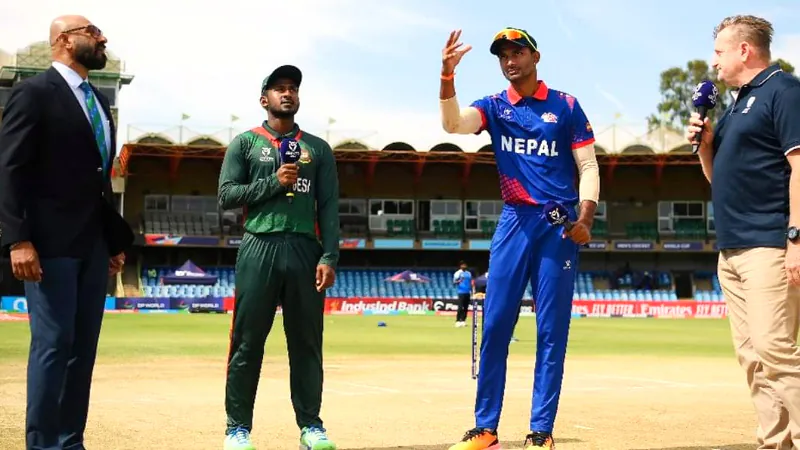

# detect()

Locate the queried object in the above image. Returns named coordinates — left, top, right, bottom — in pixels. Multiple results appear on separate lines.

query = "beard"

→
left=74, top=41, right=107, bottom=71
left=268, top=104, right=298, bottom=119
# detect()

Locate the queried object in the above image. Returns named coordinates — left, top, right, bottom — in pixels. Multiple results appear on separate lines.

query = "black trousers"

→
left=225, top=232, right=325, bottom=434
left=25, top=237, right=109, bottom=450
left=456, top=293, right=471, bottom=322
left=511, top=301, right=522, bottom=336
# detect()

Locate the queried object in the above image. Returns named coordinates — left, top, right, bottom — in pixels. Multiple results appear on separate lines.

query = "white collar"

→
left=52, top=61, right=87, bottom=89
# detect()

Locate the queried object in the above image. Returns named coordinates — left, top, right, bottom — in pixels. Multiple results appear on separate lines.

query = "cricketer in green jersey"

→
left=218, top=64, right=340, bottom=450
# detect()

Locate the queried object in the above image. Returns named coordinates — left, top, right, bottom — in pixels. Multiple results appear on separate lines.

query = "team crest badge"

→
left=541, top=112, right=558, bottom=123
left=299, top=148, right=312, bottom=164
left=742, top=96, right=756, bottom=114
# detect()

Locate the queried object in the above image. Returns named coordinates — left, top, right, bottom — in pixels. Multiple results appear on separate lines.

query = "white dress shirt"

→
left=51, top=61, right=112, bottom=157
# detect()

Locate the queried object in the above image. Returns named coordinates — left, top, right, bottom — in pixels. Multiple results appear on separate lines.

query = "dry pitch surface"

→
left=0, top=353, right=758, bottom=450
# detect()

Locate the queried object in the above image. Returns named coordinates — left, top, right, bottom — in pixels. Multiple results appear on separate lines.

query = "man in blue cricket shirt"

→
left=453, top=261, right=474, bottom=327
left=687, top=15, right=800, bottom=449
left=438, top=28, right=600, bottom=450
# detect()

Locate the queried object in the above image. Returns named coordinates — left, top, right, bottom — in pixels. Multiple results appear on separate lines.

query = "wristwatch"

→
left=788, top=226, right=799, bottom=242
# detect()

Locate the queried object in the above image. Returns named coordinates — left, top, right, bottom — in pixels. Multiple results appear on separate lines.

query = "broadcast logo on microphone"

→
left=691, top=80, right=719, bottom=155
left=279, top=138, right=301, bottom=203
left=543, top=201, right=573, bottom=231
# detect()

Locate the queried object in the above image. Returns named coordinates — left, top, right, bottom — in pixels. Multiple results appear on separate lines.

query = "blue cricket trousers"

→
left=475, top=203, right=579, bottom=433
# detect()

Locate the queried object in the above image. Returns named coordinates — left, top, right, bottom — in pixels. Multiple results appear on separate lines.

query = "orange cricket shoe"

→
left=523, top=432, right=554, bottom=449
left=448, top=427, right=502, bottom=450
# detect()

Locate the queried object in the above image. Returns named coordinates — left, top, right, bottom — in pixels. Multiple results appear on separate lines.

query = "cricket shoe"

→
left=448, top=427, right=502, bottom=450
left=299, top=426, right=337, bottom=450
left=523, top=432, right=554, bottom=449
left=223, top=426, right=256, bottom=450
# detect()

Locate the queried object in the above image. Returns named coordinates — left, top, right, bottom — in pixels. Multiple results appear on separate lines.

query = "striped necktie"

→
left=79, top=81, right=108, bottom=173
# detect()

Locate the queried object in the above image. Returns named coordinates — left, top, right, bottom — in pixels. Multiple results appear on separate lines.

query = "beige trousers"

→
left=718, top=247, right=800, bottom=449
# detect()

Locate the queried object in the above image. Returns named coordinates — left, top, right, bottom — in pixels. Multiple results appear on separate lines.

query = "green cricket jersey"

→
left=218, top=121, right=340, bottom=268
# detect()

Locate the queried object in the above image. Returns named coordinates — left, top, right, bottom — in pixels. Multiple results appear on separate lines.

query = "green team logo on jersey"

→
left=299, top=148, right=312, bottom=164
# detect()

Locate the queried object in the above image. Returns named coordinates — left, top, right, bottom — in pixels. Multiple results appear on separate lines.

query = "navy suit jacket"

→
left=0, top=66, right=134, bottom=259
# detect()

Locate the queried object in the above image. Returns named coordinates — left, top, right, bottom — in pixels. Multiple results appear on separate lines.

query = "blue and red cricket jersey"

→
left=471, top=81, right=595, bottom=209
left=469, top=81, right=593, bottom=434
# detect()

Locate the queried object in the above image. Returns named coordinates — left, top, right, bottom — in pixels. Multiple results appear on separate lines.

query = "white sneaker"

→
left=224, top=427, right=256, bottom=450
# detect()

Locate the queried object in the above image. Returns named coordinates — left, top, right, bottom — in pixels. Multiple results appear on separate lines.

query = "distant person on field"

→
left=453, top=260, right=474, bottom=327
left=638, top=271, right=653, bottom=290
left=509, top=301, right=522, bottom=343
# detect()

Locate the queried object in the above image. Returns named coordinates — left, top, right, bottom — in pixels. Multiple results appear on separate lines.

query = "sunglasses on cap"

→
left=491, top=28, right=537, bottom=54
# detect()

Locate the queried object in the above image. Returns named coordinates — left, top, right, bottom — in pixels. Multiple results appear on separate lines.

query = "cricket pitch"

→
left=0, top=353, right=757, bottom=450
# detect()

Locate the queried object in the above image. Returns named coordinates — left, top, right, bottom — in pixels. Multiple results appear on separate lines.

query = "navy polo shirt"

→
left=711, top=64, right=800, bottom=250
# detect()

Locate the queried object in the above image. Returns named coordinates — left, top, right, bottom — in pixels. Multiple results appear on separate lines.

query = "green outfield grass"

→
left=0, top=313, right=736, bottom=363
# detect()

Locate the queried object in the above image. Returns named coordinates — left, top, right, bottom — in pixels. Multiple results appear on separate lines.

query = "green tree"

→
left=647, top=58, right=795, bottom=131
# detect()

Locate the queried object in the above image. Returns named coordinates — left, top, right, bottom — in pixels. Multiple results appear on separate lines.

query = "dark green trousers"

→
left=225, top=232, right=325, bottom=434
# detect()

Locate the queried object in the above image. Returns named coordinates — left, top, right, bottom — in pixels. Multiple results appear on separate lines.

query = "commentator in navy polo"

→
left=687, top=15, right=800, bottom=449
left=712, top=64, right=800, bottom=249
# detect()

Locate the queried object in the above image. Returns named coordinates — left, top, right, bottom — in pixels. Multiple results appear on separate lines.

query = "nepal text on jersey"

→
left=500, top=135, right=558, bottom=157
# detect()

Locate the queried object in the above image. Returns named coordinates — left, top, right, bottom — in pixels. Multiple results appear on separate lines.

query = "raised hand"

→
left=442, top=29, right=472, bottom=76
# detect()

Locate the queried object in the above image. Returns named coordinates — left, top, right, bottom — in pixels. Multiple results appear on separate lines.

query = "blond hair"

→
left=714, top=15, right=774, bottom=60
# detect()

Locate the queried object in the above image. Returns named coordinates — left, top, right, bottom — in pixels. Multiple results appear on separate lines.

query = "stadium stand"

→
left=142, top=212, right=219, bottom=236
left=138, top=266, right=681, bottom=302
left=140, top=267, right=235, bottom=298
left=692, top=271, right=724, bottom=302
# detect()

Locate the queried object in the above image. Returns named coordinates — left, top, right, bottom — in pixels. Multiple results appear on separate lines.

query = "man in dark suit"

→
left=0, top=15, right=134, bottom=450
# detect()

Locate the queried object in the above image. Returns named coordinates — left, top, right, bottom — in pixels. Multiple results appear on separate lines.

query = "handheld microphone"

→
left=278, top=138, right=301, bottom=203
left=690, top=80, right=719, bottom=155
left=543, top=201, right=573, bottom=231
left=543, top=200, right=593, bottom=249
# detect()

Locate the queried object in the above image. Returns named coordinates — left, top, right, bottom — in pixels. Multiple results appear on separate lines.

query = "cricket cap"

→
left=261, top=65, right=302, bottom=93
left=489, top=27, right=538, bottom=55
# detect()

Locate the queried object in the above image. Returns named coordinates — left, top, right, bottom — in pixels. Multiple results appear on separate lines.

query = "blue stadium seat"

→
left=138, top=266, right=685, bottom=301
